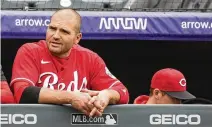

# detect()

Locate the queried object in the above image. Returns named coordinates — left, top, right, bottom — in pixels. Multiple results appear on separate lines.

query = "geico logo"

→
left=149, top=114, right=201, bottom=125
left=0, top=114, right=37, bottom=124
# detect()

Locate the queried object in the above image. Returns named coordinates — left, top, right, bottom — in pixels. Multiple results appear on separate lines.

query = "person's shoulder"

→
left=73, top=44, right=98, bottom=58
left=19, top=40, right=46, bottom=53
left=1, top=65, right=6, bottom=81
left=133, top=95, right=149, bottom=104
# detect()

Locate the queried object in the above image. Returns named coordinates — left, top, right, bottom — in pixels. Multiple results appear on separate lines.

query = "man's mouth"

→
left=51, top=41, right=61, bottom=47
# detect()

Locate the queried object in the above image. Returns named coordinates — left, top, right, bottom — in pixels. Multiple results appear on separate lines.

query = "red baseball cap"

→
left=151, top=68, right=195, bottom=100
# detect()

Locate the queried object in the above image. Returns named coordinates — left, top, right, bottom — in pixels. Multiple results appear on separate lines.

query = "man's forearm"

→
left=38, top=88, right=74, bottom=104
left=108, top=85, right=129, bottom=104
left=15, top=82, right=74, bottom=104
left=104, top=89, right=120, bottom=104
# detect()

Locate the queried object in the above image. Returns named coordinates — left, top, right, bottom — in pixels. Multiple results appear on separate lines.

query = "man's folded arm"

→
left=107, top=84, right=129, bottom=104
left=12, top=81, right=74, bottom=104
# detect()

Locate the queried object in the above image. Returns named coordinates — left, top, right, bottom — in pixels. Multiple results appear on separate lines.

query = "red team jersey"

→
left=11, top=40, right=129, bottom=103
left=133, top=95, right=149, bottom=104
left=1, top=66, right=15, bottom=104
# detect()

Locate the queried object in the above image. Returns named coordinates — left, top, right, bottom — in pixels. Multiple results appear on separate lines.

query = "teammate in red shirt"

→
left=1, top=65, right=15, bottom=103
left=134, top=68, right=195, bottom=104
left=11, top=9, right=129, bottom=116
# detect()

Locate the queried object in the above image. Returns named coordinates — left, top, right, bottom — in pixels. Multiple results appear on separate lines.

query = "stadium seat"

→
left=1, top=0, right=24, bottom=10
left=36, top=0, right=69, bottom=10
left=1, top=0, right=211, bottom=11
left=1, top=0, right=96, bottom=10
left=206, top=0, right=212, bottom=11
left=38, top=0, right=128, bottom=10
left=1, top=0, right=51, bottom=10
left=123, top=0, right=149, bottom=10
left=181, top=0, right=209, bottom=11
left=82, top=0, right=128, bottom=9
left=123, top=0, right=183, bottom=10
left=155, top=0, right=182, bottom=10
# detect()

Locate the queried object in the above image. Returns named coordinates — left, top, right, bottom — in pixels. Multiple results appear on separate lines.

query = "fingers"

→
left=89, top=107, right=102, bottom=117
left=89, top=107, right=97, bottom=117
left=71, top=92, right=93, bottom=116
left=73, top=101, right=91, bottom=116
left=82, top=104, right=91, bottom=113
left=89, top=100, right=105, bottom=118
left=83, top=92, right=92, bottom=99
left=80, top=101, right=102, bottom=117
left=88, top=96, right=103, bottom=117
left=72, top=91, right=108, bottom=117
left=81, top=109, right=90, bottom=116
left=88, top=96, right=104, bottom=110
left=80, top=89, right=89, bottom=93
left=100, top=100, right=106, bottom=108
left=89, top=96, right=97, bottom=105
left=90, top=96, right=106, bottom=111
left=89, top=91, right=99, bottom=97
left=87, top=96, right=97, bottom=110
left=93, top=100, right=104, bottom=110
left=94, top=109, right=102, bottom=117
left=81, top=89, right=100, bottom=97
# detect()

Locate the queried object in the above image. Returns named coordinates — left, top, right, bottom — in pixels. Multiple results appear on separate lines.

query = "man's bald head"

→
left=51, top=9, right=81, bottom=33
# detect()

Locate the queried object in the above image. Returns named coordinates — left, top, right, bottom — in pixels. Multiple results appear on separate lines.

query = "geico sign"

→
left=149, top=114, right=201, bottom=125
left=0, top=114, right=37, bottom=124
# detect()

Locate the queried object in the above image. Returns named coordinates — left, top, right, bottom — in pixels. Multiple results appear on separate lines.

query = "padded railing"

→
left=1, top=104, right=212, bottom=127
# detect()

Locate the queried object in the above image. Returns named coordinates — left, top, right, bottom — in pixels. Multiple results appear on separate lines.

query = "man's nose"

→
left=53, top=31, right=60, bottom=40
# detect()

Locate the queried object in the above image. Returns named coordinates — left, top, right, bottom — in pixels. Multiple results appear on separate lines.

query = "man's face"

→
left=46, top=14, right=81, bottom=57
left=153, top=89, right=181, bottom=104
left=158, top=93, right=181, bottom=104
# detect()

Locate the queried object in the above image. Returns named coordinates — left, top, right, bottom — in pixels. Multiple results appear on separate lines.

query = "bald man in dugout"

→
left=10, top=8, right=129, bottom=118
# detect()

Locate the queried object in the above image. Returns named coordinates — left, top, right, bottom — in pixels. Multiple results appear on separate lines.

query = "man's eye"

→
left=49, top=26, right=56, bottom=30
left=61, top=30, right=70, bottom=34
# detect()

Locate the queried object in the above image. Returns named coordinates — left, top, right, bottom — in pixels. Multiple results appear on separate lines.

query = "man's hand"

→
left=80, top=89, right=120, bottom=117
left=80, top=89, right=103, bottom=117
left=70, top=91, right=94, bottom=116
left=89, top=90, right=111, bottom=117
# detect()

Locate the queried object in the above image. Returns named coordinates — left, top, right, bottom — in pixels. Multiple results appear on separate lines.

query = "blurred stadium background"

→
left=1, top=0, right=212, bottom=11
left=1, top=0, right=212, bottom=103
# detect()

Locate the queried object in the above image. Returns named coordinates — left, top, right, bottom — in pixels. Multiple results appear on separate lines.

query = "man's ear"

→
left=74, top=33, right=82, bottom=44
left=153, top=88, right=162, bottom=100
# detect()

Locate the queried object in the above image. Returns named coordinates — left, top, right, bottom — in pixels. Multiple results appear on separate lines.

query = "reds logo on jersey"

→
left=38, top=71, right=87, bottom=91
